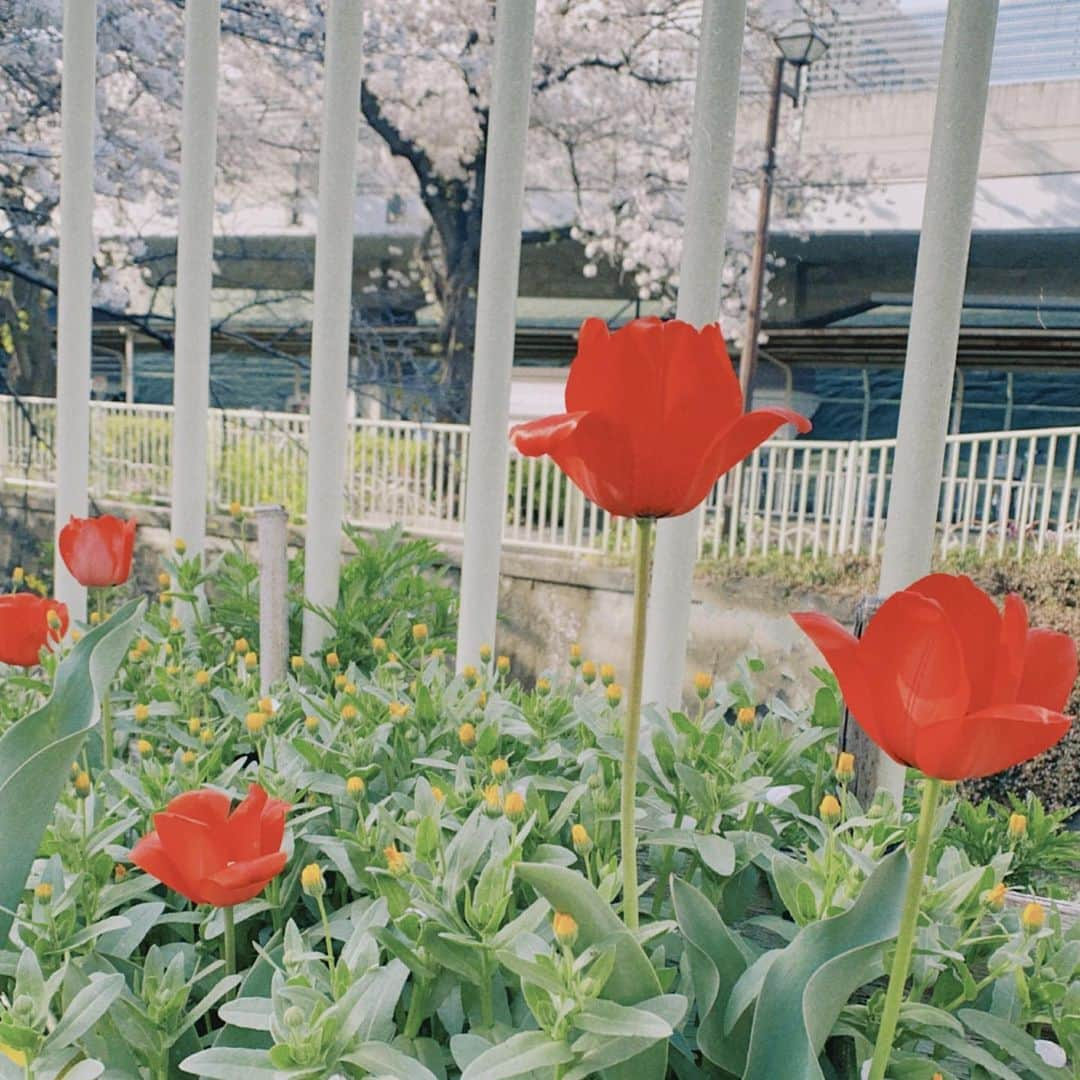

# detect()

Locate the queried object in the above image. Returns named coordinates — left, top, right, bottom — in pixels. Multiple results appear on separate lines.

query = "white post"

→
left=868, top=0, right=999, bottom=800
left=169, top=0, right=221, bottom=558
left=256, top=504, right=289, bottom=695
left=642, top=0, right=748, bottom=708
left=300, top=0, right=365, bottom=655
left=122, top=328, right=135, bottom=403
left=53, top=0, right=97, bottom=621
left=454, top=0, right=538, bottom=670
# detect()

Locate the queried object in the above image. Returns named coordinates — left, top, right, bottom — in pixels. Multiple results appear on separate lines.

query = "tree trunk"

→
left=435, top=263, right=478, bottom=421
left=1, top=239, right=56, bottom=397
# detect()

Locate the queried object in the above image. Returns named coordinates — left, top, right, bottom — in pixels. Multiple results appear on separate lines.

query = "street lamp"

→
left=737, top=19, right=829, bottom=405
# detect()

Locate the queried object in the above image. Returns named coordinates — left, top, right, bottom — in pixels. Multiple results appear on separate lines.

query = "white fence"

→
left=3, top=395, right=1080, bottom=562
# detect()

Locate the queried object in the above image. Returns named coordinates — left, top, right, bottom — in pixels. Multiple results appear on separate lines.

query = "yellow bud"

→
left=229, top=500, right=243, bottom=518
left=581, top=660, right=597, bottom=685
left=326, top=651, right=341, bottom=668
left=259, top=696, right=275, bottom=715
left=1008, top=812, right=1027, bottom=839
left=346, top=775, right=365, bottom=798
left=536, top=677, right=551, bottom=697
left=836, top=752, right=855, bottom=781
left=496, top=655, right=511, bottom=675
left=388, top=701, right=409, bottom=721
left=412, top=623, right=428, bottom=644
left=344, top=682, right=356, bottom=695
left=431, top=786, right=446, bottom=804
left=136, top=637, right=151, bottom=654
left=46, top=609, right=62, bottom=630
left=552, top=911, right=578, bottom=949
left=819, top=794, right=842, bottom=823
left=163, top=642, right=173, bottom=656
left=136, top=738, right=152, bottom=756
left=462, top=664, right=478, bottom=687
left=300, top=862, right=325, bottom=896
left=234, top=637, right=249, bottom=655
left=34, top=882, right=52, bottom=903
left=92, top=612, right=103, bottom=626
left=384, top=845, right=408, bottom=876
left=245, top=651, right=258, bottom=670
left=200, top=727, right=214, bottom=745
left=181, top=749, right=197, bottom=766
left=371, top=637, right=387, bottom=656
left=341, top=703, right=358, bottom=722
left=334, top=673, right=347, bottom=691
left=134, top=703, right=150, bottom=724
left=504, top=791, right=526, bottom=820
left=74, top=770, right=91, bottom=797
left=304, top=715, right=320, bottom=732
left=431, top=647, right=445, bottom=660
left=571, top=823, right=592, bottom=854
left=291, top=655, right=304, bottom=671
left=693, top=671, right=712, bottom=699
left=599, top=663, right=615, bottom=686
left=458, top=721, right=477, bottom=748
left=127, top=648, right=140, bottom=663
left=736, top=706, right=756, bottom=728
left=483, top=784, right=503, bottom=816
left=568, top=643, right=582, bottom=668
left=159, top=591, right=172, bottom=606
left=491, top=757, right=510, bottom=779
left=479, top=643, right=492, bottom=662
left=932, top=1074, right=944, bottom=1080
left=605, top=683, right=623, bottom=707
left=169, top=616, right=181, bottom=633
left=245, top=712, right=266, bottom=735
left=174, top=537, right=187, bottom=555
left=12, top=567, right=24, bottom=585
left=71, top=760, right=81, bottom=778
left=71, top=629, right=82, bottom=642
left=114, top=864, right=127, bottom=881
left=478, top=690, right=488, bottom=709
left=194, top=670, right=210, bottom=687
left=984, top=882, right=1007, bottom=910
left=157, top=572, right=170, bottom=588
left=1021, top=902, right=1045, bottom=932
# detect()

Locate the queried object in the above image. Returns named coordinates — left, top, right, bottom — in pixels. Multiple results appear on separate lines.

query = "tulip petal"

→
left=791, top=612, right=888, bottom=753
left=130, top=831, right=206, bottom=904
left=990, top=593, right=1029, bottom=706
left=153, top=811, right=231, bottom=884
left=908, top=573, right=1000, bottom=709
left=914, top=704, right=1072, bottom=780
left=162, top=789, right=232, bottom=830
left=226, top=784, right=269, bottom=861
left=198, top=851, right=287, bottom=908
left=1017, top=628, right=1079, bottom=712
left=260, top=799, right=290, bottom=855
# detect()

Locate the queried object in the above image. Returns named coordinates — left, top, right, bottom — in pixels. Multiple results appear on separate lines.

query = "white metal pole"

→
left=123, top=328, right=135, bottom=404
left=642, top=0, right=748, bottom=708
left=301, top=0, right=365, bottom=654
left=869, top=0, right=999, bottom=800
left=53, top=0, right=97, bottom=621
left=170, top=0, right=221, bottom=557
left=256, top=504, right=289, bottom=694
left=454, top=0, right=538, bottom=670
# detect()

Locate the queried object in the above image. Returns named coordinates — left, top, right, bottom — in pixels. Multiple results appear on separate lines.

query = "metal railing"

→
left=3, top=395, right=1079, bottom=562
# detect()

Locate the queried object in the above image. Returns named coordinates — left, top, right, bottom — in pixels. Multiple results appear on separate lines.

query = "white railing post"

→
left=301, top=0, right=365, bottom=655
left=867, top=0, right=999, bottom=801
left=256, top=504, right=289, bottom=695
left=53, top=0, right=97, bottom=621
left=170, top=0, right=221, bottom=559
left=642, top=0, right=748, bottom=708
left=455, top=0, right=538, bottom=670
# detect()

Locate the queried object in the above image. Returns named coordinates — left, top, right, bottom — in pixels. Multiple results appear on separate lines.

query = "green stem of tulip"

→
left=620, top=517, right=653, bottom=932
left=868, top=777, right=941, bottom=1080
left=316, top=893, right=336, bottom=989
left=222, top=905, right=236, bottom=979
left=96, top=591, right=113, bottom=772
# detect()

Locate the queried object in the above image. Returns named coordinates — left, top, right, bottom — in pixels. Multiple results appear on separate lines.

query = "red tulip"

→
left=131, top=784, right=289, bottom=907
left=58, top=514, right=136, bottom=588
left=510, top=317, right=811, bottom=519
left=0, top=594, right=69, bottom=667
left=793, top=573, right=1077, bottom=780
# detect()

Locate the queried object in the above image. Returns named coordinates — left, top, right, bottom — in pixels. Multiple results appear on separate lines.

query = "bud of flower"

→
left=334, top=674, right=347, bottom=691
left=46, top=608, right=62, bottom=630
left=1008, top=812, right=1027, bottom=839
left=12, top=567, right=24, bottom=585
left=605, top=683, right=623, bottom=707
left=388, top=651, right=400, bottom=664
left=693, top=672, right=712, bottom=700
left=194, top=669, right=210, bottom=687
left=136, top=637, right=151, bottom=654
left=200, top=727, right=213, bottom=745
left=114, top=863, right=127, bottom=881
left=384, top=845, right=408, bottom=876
left=244, top=651, right=258, bottom=671
left=159, top=591, right=172, bottom=606
left=34, top=882, right=52, bottom=903
left=174, top=537, right=187, bottom=555
left=571, top=823, right=592, bottom=855
left=835, top=752, right=855, bottom=781
left=71, top=629, right=82, bottom=642
left=504, top=791, right=526, bottom=820
left=491, top=757, right=509, bottom=779
left=478, top=690, right=488, bottom=709
left=259, top=696, right=275, bottom=715
left=300, top=862, right=325, bottom=898
left=187, top=716, right=202, bottom=735
left=496, top=654, right=511, bottom=675
left=371, top=638, right=387, bottom=657
left=346, top=775, right=365, bottom=799
left=344, top=681, right=356, bottom=695
left=157, top=571, right=170, bottom=588
left=1021, top=902, right=1045, bottom=933
left=932, top=1074, right=943, bottom=1080
left=165, top=664, right=180, bottom=677
left=70, top=760, right=81, bottom=778
left=73, top=770, right=91, bottom=798
left=462, top=664, right=478, bottom=687
left=984, top=882, right=1007, bottom=910
left=479, top=643, right=492, bottom=663
left=412, top=623, right=428, bottom=644
left=483, top=784, right=503, bottom=816
left=599, top=663, right=616, bottom=686
left=569, top=643, right=582, bottom=668
left=432, top=786, right=446, bottom=804
left=536, top=677, right=551, bottom=697
left=229, top=500, right=243, bottom=518
left=245, top=712, right=266, bottom=735
left=94, top=613, right=105, bottom=627
left=458, top=721, right=477, bottom=748
left=134, top=703, right=150, bottom=724
left=431, top=647, right=446, bottom=660
left=388, top=701, right=409, bottom=721
left=553, top=911, right=578, bottom=949
left=291, top=655, right=304, bottom=672
left=234, top=637, right=249, bottom=655
left=341, top=703, right=358, bottom=722
left=282, top=1005, right=304, bottom=1030
left=736, top=706, right=756, bottom=728
left=819, top=794, right=842, bottom=824
left=181, top=749, right=197, bottom=767
left=304, top=715, right=320, bottom=732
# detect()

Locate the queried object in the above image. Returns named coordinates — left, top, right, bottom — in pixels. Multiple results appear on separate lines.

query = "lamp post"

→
left=737, top=19, right=828, bottom=405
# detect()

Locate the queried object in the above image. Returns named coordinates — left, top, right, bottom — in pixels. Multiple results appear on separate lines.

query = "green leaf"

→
left=575, top=996, right=681, bottom=1039
left=45, top=972, right=124, bottom=1051
left=342, top=1042, right=439, bottom=1080
left=515, top=863, right=667, bottom=1080
left=0, top=600, right=143, bottom=943
left=958, top=1010, right=1064, bottom=1080
left=460, top=1030, right=573, bottom=1080
left=179, top=1047, right=284, bottom=1077
left=742, top=847, right=910, bottom=1080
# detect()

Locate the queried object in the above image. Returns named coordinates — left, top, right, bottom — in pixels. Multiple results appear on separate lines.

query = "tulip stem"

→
left=96, top=590, right=113, bottom=773
left=222, top=905, right=236, bottom=979
left=868, top=777, right=941, bottom=1080
left=620, top=517, right=653, bottom=932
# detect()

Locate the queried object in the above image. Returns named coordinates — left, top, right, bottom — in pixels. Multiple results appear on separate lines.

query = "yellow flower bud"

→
left=162, top=642, right=173, bottom=656
left=169, top=616, right=181, bottom=633
left=536, top=677, right=551, bottom=697
left=174, top=537, right=187, bottom=555
left=736, top=706, right=756, bottom=728
left=136, top=738, right=152, bottom=757
left=431, top=786, right=446, bottom=804
left=245, top=712, right=266, bottom=735
left=462, top=664, right=478, bottom=687
left=569, top=643, right=582, bottom=668
left=431, top=647, right=446, bottom=661
left=134, top=703, right=150, bottom=724
left=194, top=670, right=210, bottom=687
left=552, top=911, right=578, bottom=948
left=599, top=663, right=616, bottom=686
left=34, top=882, right=53, bottom=903
left=234, top=637, right=249, bottom=655
left=114, top=864, right=127, bottom=881
left=504, top=791, right=526, bottom=820
left=304, top=715, right=320, bottom=732
left=159, top=591, right=172, bottom=606
left=229, top=500, right=243, bottom=518
left=291, top=655, right=304, bottom=671
left=412, top=623, right=428, bottom=644
left=1021, top=902, right=1045, bottom=933
left=605, top=683, right=623, bottom=707
left=157, top=572, right=170, bottom=588
left=384, top=845, right=408, bottom=876
left=165, top=664, right=180, bottom=677
left=326, top=650, right=341, bottom=668
left=92, top=612, right=104, bottom=626
left=71, top=629, right=82, bottom=642
left=693, top=671, right=712, bottom=700
left=300, top=862, right=325, bottom=897
left=74, top=770, right=91, bottom=797
left=581, top=660, right=597, bottom=685
left=259, top=696, right=275, bottom=715
left=478, top=690, right=488, bottom=709
left=71, top=761, right=81, bottom=778
left=836, top=752, right=855, bottom=781
left=1008, top=812, right=1027, bottom=839
left=571, top=823, right=592, bottom=855
left=819, top=794, right=842, bottom=823
left=371, top=637, right=387, bottom=656
left=12, top=567, right=24, bottom=585
left=458, top=721, right=477, bottom=748
left=200, top=727, right=214, bottom=745
left=334, top=673, right=347, bottom=690
left=479, top=643, right=492, bottom=663
left=344, top=682, right=356, bottom=696
left=483, top=784, right=503, bottom=816
left=181, top=749, right=197, bottom=766
left=491, top=757, right=509, bottom=779
left=346, top=775, right=365, bottom=798
left=984, top=882, right=1007, bottom=910
left=46, top=608, right=62, bottom=630
left=341, top=703, right=358, bottom=722
left=388, top=701, right=409, bottom=721
left=496, top=655, right=511, bottom=675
